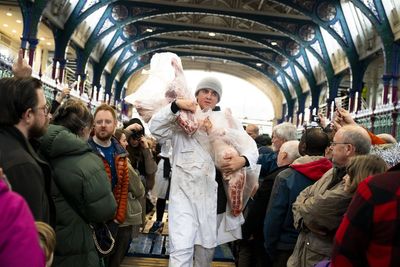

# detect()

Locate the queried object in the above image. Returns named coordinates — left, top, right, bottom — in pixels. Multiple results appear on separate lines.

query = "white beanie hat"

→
left=195, top=77, right=223, bottom=102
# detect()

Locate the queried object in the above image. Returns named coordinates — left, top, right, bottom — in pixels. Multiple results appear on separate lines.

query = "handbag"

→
left=124, top=192, right=143, bottom=225
left=90, top=221, right=118, bottom=257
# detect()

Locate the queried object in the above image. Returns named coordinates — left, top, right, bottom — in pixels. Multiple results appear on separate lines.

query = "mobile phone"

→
left=334, top=97, right=342, bottom=109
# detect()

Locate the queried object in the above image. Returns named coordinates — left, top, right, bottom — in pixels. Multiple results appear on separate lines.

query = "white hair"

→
left=280, top=140, right=301, bottom=161
left=273, top=122, right=297, bottom=141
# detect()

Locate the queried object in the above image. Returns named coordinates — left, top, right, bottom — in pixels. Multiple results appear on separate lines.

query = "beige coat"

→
left=121, top=163, right=145, bottom=226
left=287, top=168, right=352, bottom=267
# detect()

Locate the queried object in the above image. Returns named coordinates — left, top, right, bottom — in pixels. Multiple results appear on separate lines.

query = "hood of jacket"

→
left=290, top=156, right=332, bottom=181
left=39, top=124, right=92, bottom=159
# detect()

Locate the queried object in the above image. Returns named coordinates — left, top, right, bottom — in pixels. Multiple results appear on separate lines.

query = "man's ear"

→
left=21, top=108, right=34, bottom=124
left=299, top=142, right=307, bottom=156
left=345, top=144, right=355, bottom=156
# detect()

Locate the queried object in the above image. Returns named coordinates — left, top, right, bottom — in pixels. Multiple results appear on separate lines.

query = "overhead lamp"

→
left=3, top=24, right=8, bottom=27
left=6, top=12, right=12, bottom=16
left=208, top=32, right=216, bottom=37
left=145, top=28, right=153, bottom=33
left=16, top=19, right=22, bottom=23
left=256, top=63, right=263, bottom=67
left=271, top=41, right=277, bottom=46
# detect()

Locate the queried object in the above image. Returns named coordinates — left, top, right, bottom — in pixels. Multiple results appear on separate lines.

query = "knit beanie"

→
left=195, top=77, right=223, bottom=102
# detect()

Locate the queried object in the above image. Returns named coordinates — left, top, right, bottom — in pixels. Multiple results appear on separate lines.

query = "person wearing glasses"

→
left=88, top=104, right=133, bottom=267
left=0, top=77, right=55, bottom=227
left=287, top=125, right=371, bottom=267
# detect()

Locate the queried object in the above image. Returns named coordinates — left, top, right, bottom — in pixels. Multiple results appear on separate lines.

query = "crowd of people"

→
left=1, top=53, right=400, bottom=267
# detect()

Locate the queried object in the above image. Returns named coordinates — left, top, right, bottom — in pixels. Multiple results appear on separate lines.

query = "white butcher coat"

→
left=149, top=104, right=258, bottom=251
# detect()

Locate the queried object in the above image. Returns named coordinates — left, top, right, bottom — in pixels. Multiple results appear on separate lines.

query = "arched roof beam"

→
left=107, top=41, right=304, bottom=112
left=350, top=0, right=399, bottom=78
left=117, top=52, right=295, bottom=120
left=91, top=23, right=318, bottom=103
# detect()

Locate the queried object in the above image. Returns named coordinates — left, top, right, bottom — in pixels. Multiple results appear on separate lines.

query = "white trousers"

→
left=169, top=245, right=215, bottom=267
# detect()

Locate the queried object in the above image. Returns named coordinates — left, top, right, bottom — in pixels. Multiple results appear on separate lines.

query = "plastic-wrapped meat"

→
left=213, top=137, right=246, bottom=217
left=228, top=169, right=246, bottom=216
left=127, top=52, right=198, bottom=130
left=169, top=58, right=199, bottom=135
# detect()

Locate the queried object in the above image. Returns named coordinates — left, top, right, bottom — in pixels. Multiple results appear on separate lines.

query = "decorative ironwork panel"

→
left=122, top=50, right=133, bottom=62
left=298, top=25, right=316, bottom=42
left=111, top=5, right=129, bottom=22
left=277, top=75, right=284, bottom=87
left=329, top=21, right=346, bottom=44
left=361, top=0, right=380, bottom=21
left=132, top=41, right=144, bottom=52
left=129, top=61, right=139, bottom=72
left=310, top=41, right=323, bottom=59
left=277, top=54, right=289, bottom=67
left=80, top=0, right=99, bottom=14
left=317, top=2, right=337, bottom=22
left=268, top=66, right=277, bottom=76
left=112, top=36, right=125, bottom=51
left=98, top=18, right=114, bottom=36
left=123, top=24, right=138, bottom=38
left=286, top=41, right=300, bottom=56
left=296, top=55, right=307, bottom=70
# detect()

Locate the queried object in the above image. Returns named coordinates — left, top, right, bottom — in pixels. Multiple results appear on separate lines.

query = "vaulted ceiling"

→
left=14, top=0, right=399, bottom=119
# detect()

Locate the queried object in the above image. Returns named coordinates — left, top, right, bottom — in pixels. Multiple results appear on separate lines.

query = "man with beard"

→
left=0, top=77, right=54, bottom=225
left=88, top=104, right=131, bottom=267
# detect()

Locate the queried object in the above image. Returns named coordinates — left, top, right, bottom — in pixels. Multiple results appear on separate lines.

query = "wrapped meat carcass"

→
left=125, top=53, right=198, bottom=135
left=199, top=109, right=259, bottom=217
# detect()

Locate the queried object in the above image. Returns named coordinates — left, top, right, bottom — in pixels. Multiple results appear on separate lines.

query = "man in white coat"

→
left=149, top=77, right=258, bottom=267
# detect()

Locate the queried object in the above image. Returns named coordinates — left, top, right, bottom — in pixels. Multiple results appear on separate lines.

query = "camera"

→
left=129, top=130, right=143, bottom=140
left=311, top=115, right=321, bottom=124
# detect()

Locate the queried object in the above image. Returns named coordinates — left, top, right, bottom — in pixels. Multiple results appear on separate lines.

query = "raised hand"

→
left=12, top=49, right=32, bottom=78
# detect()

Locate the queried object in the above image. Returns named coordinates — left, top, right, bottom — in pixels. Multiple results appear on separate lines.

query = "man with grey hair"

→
left=288, top=125, right=371, bottom=267
left=258, top=122, right=297, bottom=177
left=240, top=140, right=300, bottom=266
left=264, top=128, right=332, bottom=266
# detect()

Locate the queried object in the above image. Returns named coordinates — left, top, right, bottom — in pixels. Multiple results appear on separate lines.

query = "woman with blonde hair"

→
left=343, top=154, right=388, bottom=193
left=35, top=222, right=56, bottom=267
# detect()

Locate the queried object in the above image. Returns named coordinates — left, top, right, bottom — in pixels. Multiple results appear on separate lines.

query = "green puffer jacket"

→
left=39, top=125, right=117, bottom=267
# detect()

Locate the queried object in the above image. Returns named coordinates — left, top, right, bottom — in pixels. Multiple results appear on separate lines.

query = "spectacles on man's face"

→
left=95, top=119, right=113, bottom=126
left=330, top=141, right=352, bottom=147
left=35, top=104, right=50, bottom=115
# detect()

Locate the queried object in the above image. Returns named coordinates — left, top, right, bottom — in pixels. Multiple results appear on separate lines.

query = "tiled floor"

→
left=122, top=209, right=236, bottom=266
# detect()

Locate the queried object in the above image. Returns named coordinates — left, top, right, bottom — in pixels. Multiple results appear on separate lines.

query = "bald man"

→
left=246, top=124, right=259, bottom=140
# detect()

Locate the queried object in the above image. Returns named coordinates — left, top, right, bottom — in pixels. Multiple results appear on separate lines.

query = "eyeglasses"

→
left=95, top=119, right=113, bottom=126
left=35, top=104, right=50, bottom=115
left=330, top=141, right=352, bottom=146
